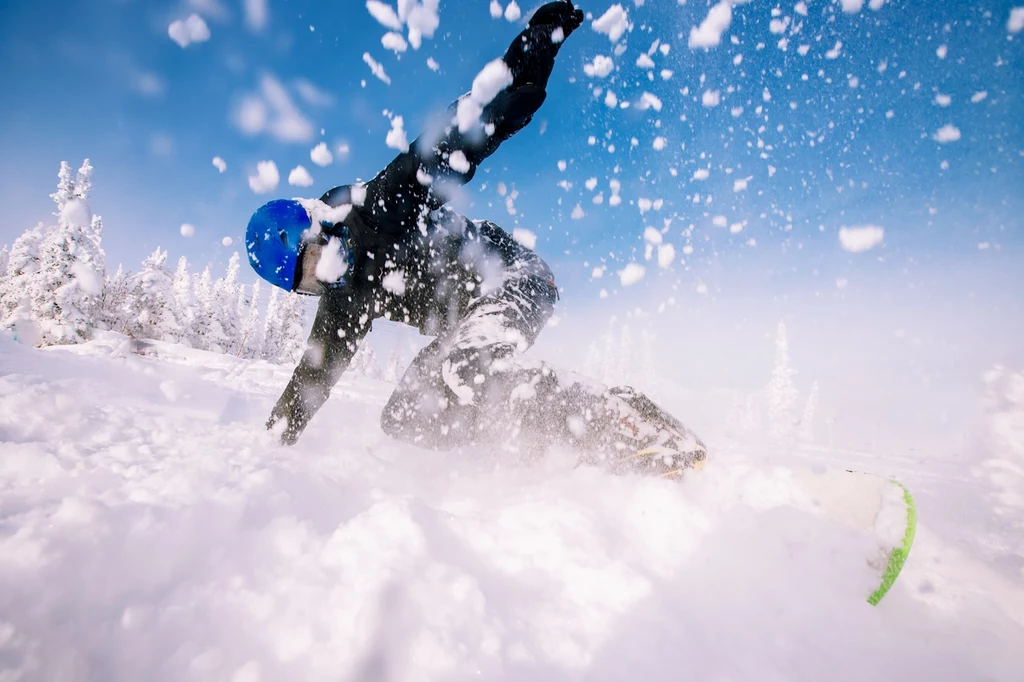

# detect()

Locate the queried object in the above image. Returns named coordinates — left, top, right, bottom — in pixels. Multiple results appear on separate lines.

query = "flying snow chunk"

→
left=557, top=160, right=567, bottom=172
left=512, top=228, right=537, bottom=250
left=248, top=160, right=280, bottom=194
left=643, top=227, right=663, bottom=244
left=70, top=261, right=103, bottom=295
left=592, top=4, right=630, bottom=43
left=933, top=124, right=961, bottom=143
left=584, top=55, right=614, bottom=78
left=405, top=0, right=440, bottom=49
left=504, top=1, right=521, bottom=22
left=571, top=204, right=585, bottom=220
left=212, top=156, right=227, bottom=173
left=288, top=165, right=314, bottom=187
left=840, top=0, right=865, bottom=13
left=934, top=93, right=951, bottom=107
left=1009, top=7, right=1024, bottom=33
left=315, top=236, right=350, bottom=282
left=637, top=92, right=662, bottom=111
left=366, top=0, right=403, bottom=30
left=702, top=90, right=721, bottom=107
left=168, top=14, right=210, bottom=48
left=382, top=269, right=407, bottom=295
left=363, top=53, right=392, bottom=85
left=636, top=53, right=655, bottom=69
left=490, top=0, right=503, bottom=19
left=382, top=31, right=409, bottom=53
left=652, top=136, right=667, bottom=150
left=689, top=0, right=732, bottom=48
left=618, top=262, right=646, bottom=286
left=180, top=223, right=196, bottom=237
left=244, top=0, right=268, bottom=31
left=693, top=168, right=710, bottom=180
left=733, top=177, right=749, bottom=192
left=936, top=44, right=948, bottom=59
left=222, top=236, right=233, bottom=246
left=971, top=91, right=988, bottom=103
left=657, top=243, right=675, bottom=268
left=386, top=116, right=409, bottom=152
left=713, top=215, right=727, bottom=228
left=448, top=150, right=471, bottom=173
left=839, top=225, right=885, bottom=253
left=457, top=58, right=513, bottom=132
left=427, top=57, right=440, bottom=71
left=310, top=142, right=333, bottom=167
left=61, top=198, right=92, bottom=228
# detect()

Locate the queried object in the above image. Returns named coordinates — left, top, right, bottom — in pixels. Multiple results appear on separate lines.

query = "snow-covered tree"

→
left=261, top=286, right=285, bottom=362
left=236, top=281, right=263, bottom=359
left=50, top=161, right=76, bottom=214
left=766, top=321, right=799, bottom=438
left=127, top=247, right=179, bottom=341
left=214, top=252, right=242, bottom=351
left=799, top=381, right=819, bottom=442
left=171, top=256, right=193, bottom=346
left=263, top=288, right=309, bottom=363
left=0, top=245, right=9, bottom=280
left=0, top=223, right=47, bottom=322
left=192, top=267, right=229, bottom=351
left=98, top=265, right=133, bottom=333
left=32, top=220, right=105, bottom=345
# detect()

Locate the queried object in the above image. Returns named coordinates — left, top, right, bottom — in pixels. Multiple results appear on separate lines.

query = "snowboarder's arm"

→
left=359, top=1, right=585, bottom=237
left=266, top=288, right=371, bottom=445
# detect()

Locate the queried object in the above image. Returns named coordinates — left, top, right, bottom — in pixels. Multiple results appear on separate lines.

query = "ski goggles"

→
left=292, top=229, right=353, bottom=296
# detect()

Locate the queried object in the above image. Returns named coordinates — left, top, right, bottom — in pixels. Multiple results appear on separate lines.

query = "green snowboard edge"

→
left=867, top=481, right=917, bottom=606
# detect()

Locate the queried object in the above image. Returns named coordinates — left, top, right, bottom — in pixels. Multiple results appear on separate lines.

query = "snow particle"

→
left=168, top=14, right=210, bottom=48
left=363, top=53, right=391, bottom=85
left=584, top=55, right=615, bottom=78
left=618, top=262, right=646, bottom=285
left=971, top=91, right=988, bottom=103
left=490, top=1, right=503, bottom=19
left=288, top=165, right=314, bottom=187
left=693, top=168, right=710, bottom=180
left=222, top=236, right=233, bottom=246
left=592, top=4, right=630, bottom=43
left=310, top=142, right=333, bottom=167
left=689, top=1, right=733, bottom=48
left=504, top=1, right=521, bottom=22
left=512, top=228, right=537, bottom=249
left=180, top=223, right=196, bottom=237
left=571, top=204, right=585, bottom=220
left=386, top=116, right=409, bottom=152
left=427, top=57, right=440, bottom=71
left=702, top=90, right=721, bottom=107
left=932, top=124, right=961, bottom=143
left=838, top=225, right=885, bottom=253
left=366, top=0, right=403, bottom=30
left=1008, top=7, right=1024, bottom=33
left=248, top=160, right=280, bottom=194
left=448, top=150, right=471, bottom=173
left=212, top=156, right=227, bottom=173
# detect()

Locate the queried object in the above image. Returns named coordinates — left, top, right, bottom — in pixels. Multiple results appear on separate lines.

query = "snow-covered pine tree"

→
left=0, top=245, right=9, bottom=280
left=261, top=285, right=284, bottom=362
left=0, top=223, right=48, bottom=322
left=127, top=247, right=179, bottom=341
left=277, top=291, right=310, bottom=364
left=98, top=265, right=133, bottom=333
left=171, top=256, right=194, bottom=347
left=236, top=280, right=263, bottom=359
left=191, top=269, right=211, bottom=349
left=30, top=160, right=106, bottom=345
left=766, top=320, right=799, bottom=438
left=799, top=380, right=819, bottom=442
left=214, top=253, right=242, bottom=352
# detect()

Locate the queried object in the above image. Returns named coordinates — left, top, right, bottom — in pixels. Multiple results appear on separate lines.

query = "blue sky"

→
left=1, top=0, right=1021, bottom=310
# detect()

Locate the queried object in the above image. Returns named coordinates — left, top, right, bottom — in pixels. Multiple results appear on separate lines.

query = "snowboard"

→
left=595, top=388, right=917, bottom=604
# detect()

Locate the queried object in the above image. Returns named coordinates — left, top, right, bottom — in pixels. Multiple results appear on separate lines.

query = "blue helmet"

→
left=246, top=199, right=312, bottom=291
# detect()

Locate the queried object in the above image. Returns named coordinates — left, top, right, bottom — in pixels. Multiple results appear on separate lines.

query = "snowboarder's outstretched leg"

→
left=379, top=267, right=706, bottom=475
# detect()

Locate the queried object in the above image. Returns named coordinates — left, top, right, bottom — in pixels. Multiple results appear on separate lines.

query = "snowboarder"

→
left=245, top=1, right=706, bottom=477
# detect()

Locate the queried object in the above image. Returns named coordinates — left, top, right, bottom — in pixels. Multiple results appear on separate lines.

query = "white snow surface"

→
left=0, top=336, right=1022, bottom=680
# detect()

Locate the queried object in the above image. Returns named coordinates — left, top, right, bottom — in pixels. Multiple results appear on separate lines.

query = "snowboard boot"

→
left=580, top=386, right=708, bottom=479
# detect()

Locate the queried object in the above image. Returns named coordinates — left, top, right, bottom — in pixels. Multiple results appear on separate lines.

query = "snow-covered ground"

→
left=1, top=333, right=1022, bottom=681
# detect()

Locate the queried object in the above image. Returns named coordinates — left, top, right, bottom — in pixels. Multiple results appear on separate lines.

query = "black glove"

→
left=504, top=1, right=584, bottom=91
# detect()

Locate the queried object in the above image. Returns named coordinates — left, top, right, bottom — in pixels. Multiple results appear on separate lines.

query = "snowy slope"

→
left=1, top=334, right=1022, bottom=682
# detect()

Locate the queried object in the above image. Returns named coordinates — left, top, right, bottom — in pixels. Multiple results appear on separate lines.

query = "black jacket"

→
left=268, top=2, right=584, bottom=444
